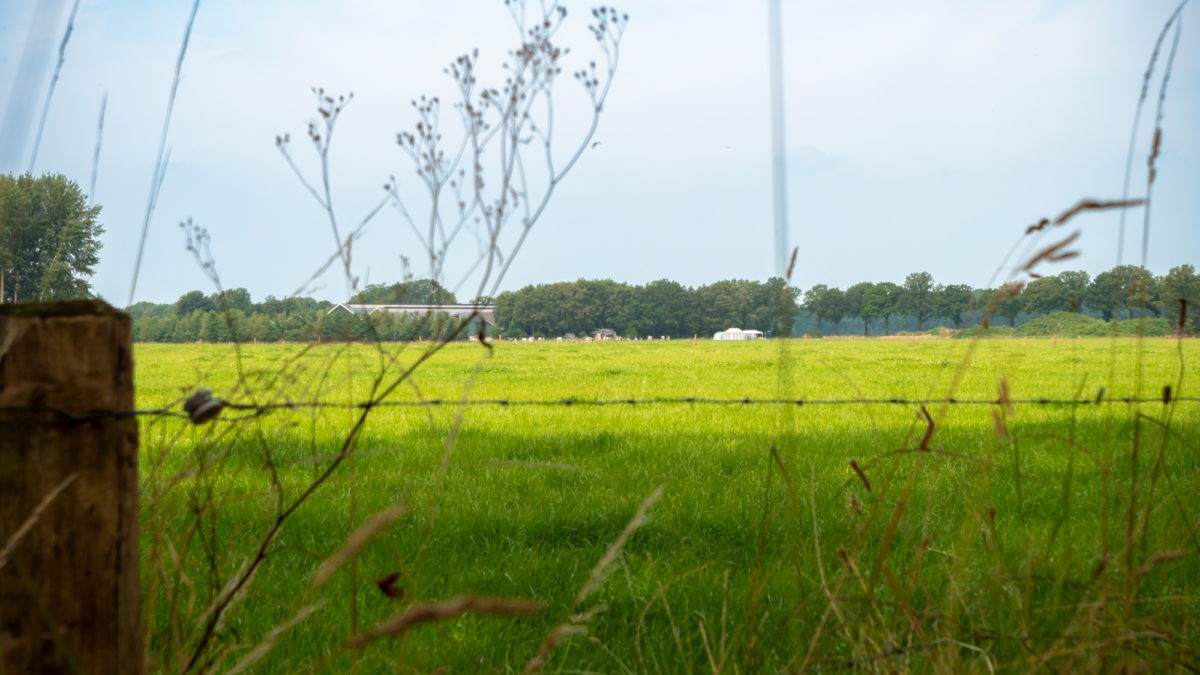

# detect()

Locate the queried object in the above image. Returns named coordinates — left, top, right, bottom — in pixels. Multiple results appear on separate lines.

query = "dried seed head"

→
left=850, top=459, right=871, bottom=492
left=992, top=409, right=1009, bottom=440
left=375, top=572, right=405, bottom=598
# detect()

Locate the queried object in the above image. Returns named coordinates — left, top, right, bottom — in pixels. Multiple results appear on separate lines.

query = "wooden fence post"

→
left=0, top=300, right=142, bottom=675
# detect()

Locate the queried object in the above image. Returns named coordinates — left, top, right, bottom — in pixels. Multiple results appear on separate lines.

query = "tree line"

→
left=799, top=266, right=1197, bottom=336
left=494, top=278, right=799, bottom=339
left=128, top=280, right=472, bottom=343
left=83, top=264, right=1200, bottom=344
left=493, top=265, right=1198, bottom=339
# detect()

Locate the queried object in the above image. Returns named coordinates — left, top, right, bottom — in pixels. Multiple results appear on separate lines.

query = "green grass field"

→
left=136, top=338, right=1200, bottom=674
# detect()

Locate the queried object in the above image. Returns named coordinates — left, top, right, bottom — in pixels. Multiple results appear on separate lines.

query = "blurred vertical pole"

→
left=89, top=94, right=107, bottom=204
left=767, top=0, right=789, bottom=280
left=0, top=0, right=69, bottom=172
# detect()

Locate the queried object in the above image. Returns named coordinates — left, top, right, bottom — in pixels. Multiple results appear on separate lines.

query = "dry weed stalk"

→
left=132, top=2, right=632, bottom=673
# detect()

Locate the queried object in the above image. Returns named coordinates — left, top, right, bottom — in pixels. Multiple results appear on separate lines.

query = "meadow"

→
left=135, top=337, right=1200, bottom=674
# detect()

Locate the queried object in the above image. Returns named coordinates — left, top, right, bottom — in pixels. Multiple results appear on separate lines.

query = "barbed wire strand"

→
left=0, top=388, right=1193, bottom=426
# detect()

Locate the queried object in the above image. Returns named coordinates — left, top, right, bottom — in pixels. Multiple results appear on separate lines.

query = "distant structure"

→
left=326, top=303, right=495, bottom=327
left=712, top=327, right=764, bottom=341
left=591, top=328, right=617, bottom=340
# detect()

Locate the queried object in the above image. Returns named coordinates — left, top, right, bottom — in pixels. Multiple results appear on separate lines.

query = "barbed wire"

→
left=1, top=387, right=1193, bottom=427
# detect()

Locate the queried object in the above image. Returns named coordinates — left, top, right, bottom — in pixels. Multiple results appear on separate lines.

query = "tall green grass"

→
left=136, top=338, right=1199, bottom=673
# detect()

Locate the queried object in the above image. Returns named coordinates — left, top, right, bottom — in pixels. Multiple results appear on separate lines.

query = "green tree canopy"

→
left=1059, top=270, right=1089, bottom=312
left=350, top=279, right=457, bottom=305
left=1159, top=265, right=1198, bottom=330
left=175, top=290, right=213, bottom=315
left=802, top=284, right=849, bottom=335
left=898, top=272, right=936, bottom=331
left=803, top=284, right=829, bottom=334
left=844, top=282, right=872, bottom=335
left=1129, top=272, right=1162, bottom=318
left=1084, top=264, right=1147, bottom=319
left=1023, top=276, right=1067, bottom=316
left=862, top=281, right=900, bottom=335
left=935, top=283, right=973, bottom=329
left=1, top=173, right=103, bottom=303
left=824, top=287, right=847, bottom=335
left=218, top=288, right=253, bottom=313
left=985, top=281, right=1025, bottom=327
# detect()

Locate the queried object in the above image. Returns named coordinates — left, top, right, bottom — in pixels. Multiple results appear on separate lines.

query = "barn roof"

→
left=327, top=303, right=495, bottom=325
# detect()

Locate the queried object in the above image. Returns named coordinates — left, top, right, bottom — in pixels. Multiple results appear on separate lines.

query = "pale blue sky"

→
left=1, top=0, right=1197, bottom=305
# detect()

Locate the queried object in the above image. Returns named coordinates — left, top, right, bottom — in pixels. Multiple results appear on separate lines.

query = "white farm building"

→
left=712, top=327, right=763, bottom=341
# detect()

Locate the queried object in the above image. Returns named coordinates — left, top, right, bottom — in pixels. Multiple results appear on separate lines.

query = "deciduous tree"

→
left=1, top=173, right=103, bottom=303
left=1159, top=265, right=1197, bottom=329
left=1086, top=265, right=1152, bottom=321
left=992, top=282, right=1025, bottom=327
left=823, top=287, right=847, bottom=335
left=1059, top=270, right=1089, bottom=312
left=802, top=284, right=828, bottom=335
left=844, top=282, right=873, bottom=335
left=898, top=272, right=936, bottom=331
left=862, top=281, right=900, bottom=335
left=935, top=283, right=973, bottom=329
left=1023, top=276, right=1067, bottom=316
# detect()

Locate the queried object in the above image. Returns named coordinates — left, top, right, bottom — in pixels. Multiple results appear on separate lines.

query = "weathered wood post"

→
left=0, top=300, right=142, bottom=675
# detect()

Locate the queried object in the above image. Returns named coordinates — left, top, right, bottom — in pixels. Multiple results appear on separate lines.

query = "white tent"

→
left=712, top=328, right=764, bottom=341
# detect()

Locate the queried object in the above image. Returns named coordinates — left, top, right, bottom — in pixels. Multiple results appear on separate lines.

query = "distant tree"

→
left=824, top=288, right=847, bottom=335
left=844, top=282, right=873, bottom=335
left=1130, top=273, right=1162, bottom=318
left=1059, top=270, right=1090, bottom=312
left=803, top=284, right=829, bottom=335
left=175, top=290, right=213, bottom=316
left=694, top=280, right=753, bottom=334
left=1159, top=265, right=1198, bottom=329
left=898, top=272, right=936, bottom=331
left=351, top=279, right=457, bottom=305
left=991, top=282, right=1025, bottom=327
left=935, top=283, right=973, bottom=329
left=200, top=311, right=221, bottom=343
left=277, top=295, right=329, bottom=314
left=154, top=315, right=178, bottom=342
left=129, top=300, right=172, bottom=319
left=559, top=280, right=596, bottom=334
left=862, top=281, right=900, bottom=335
left=262, top=317, right=282, bottom=342
left=1022, top=276, right=1067, bottom=316
left=174, top=312, right=199, bottom=342
left=256, top=295, right=281, bottom=315
left=216, top=288, right=253, bottom=313
left=752, top=277, right=798, bottom=336
left=1086, top=270, right=1118, bottom=321
left=1, top=173, right=104, bottom=302
left=1086, top=265, right=1152, bottom=321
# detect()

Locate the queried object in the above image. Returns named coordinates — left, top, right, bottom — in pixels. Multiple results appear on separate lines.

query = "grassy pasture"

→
left=136, top=338, right=1200, bottom=673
